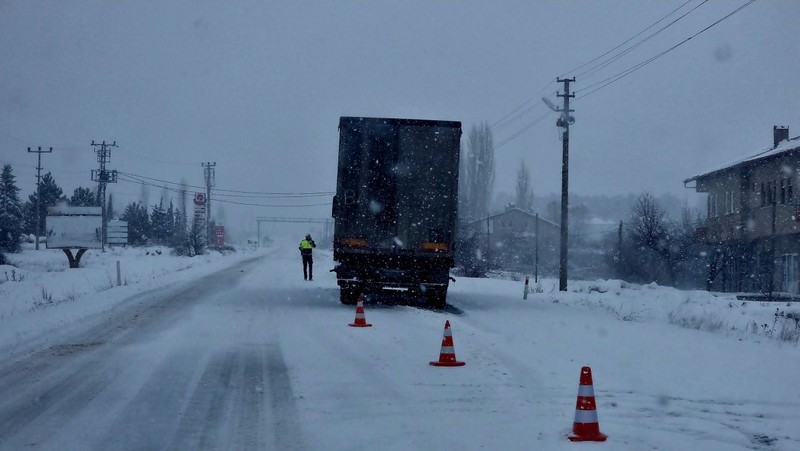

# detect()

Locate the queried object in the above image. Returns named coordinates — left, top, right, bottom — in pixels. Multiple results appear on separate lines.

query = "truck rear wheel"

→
left=340, top=287, right=360, bottom=305
left=427, top=289, right=447, bottom=309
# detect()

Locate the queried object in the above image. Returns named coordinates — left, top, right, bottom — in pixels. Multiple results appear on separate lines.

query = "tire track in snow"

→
left=0, top=254, right=310, bottom=450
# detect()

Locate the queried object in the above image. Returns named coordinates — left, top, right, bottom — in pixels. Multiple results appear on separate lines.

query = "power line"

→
left=491, top=81, right=556, bottom=131
left=217, top=198, right=331, bottom=208
left=489, top=0, right=702, bottom=147
left=561, top=0, right=702, bottom=79
left=576, top=0, right=757, bottom=100
left=575, top=0, right=709, bottom=80
left=489, top=0, right=746, bottom=150
left=495, top=111, right=552, bottom=150
left=116, top=174, right=330, bottom=208
left=117, top=170, right=333, bottom=197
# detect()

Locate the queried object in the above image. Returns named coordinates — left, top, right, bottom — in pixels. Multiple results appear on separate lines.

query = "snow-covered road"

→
left=1, top=245, right=799, bottom=450
left=0, top=253, right=306, bottom=450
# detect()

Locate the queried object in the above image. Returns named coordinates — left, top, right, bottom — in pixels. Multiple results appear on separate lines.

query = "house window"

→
left=772, top=181, right=778, bottom=205
left=787, top=178, right=794, bottom=205
left=766, top=181, right=777, bottom=206
left=708, top=193, right=719, bottom=218
left=707, top=194, right=712, bottom=218
left=780, top=179, right=786, bottom=204
left=760, top=182, right=767, bottom=207
left=724, top=192, right=730, bottom=214
left=725, top=191, right=735, bottom=215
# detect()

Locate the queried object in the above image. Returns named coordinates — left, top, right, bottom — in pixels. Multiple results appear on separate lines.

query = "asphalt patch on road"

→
left=49, top=341, right=105, bottom=356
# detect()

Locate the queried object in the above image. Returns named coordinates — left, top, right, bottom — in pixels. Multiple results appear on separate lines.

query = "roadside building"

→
left=465, top=205, right=560, bottom=274
left=684, top=126, right=800, bottom=295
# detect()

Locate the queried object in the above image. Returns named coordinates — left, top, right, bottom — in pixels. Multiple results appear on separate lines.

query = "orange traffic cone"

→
left=429, top=320, right=465, bottom=367
left=348, top=297, right=372, bottom=327
left=568, top=366, right=607, bottom=442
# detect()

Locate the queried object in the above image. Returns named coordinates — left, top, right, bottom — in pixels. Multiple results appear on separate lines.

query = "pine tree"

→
left=0, top=164, right=24, bottom=252
left=121, top=201, right=150, bottom=245
left=23, top=172, right=65, bottom=237
left=171, top=206, right=188, bottom=253
left=150, top=200, right=168, bottom=243
left=69, top=186, right=97, bottom=207
left=164, top=201, right=173, bottom=238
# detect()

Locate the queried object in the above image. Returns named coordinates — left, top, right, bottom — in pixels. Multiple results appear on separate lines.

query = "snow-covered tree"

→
left=23, top=172, right=65, bottom=236
left=69, top=186, right=97, bottom=207
left=150, top=200, right=170, bottom=244
left=188, top=214, right=206, bottom=256
left=121, top=201, right=150, bottom=245
left=0, top=164, right=24, bottom=252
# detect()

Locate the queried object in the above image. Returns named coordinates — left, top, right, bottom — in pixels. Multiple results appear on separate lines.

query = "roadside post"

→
left=523, top=276, right=530, bottom=300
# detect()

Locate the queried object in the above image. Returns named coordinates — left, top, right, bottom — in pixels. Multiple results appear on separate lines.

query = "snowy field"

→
left=1, top=243, right=800, bottom=450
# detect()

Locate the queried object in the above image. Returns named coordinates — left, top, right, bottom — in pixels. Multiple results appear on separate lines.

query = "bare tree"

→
left=627, top=192, right=673, bottom=283
left=461, top=122, right=495, bottom=222
left=514, top=159, right=533, bottom=211
left=456, top=122, right=495, bottom=277
left=629, top=192, right=669, bottom=249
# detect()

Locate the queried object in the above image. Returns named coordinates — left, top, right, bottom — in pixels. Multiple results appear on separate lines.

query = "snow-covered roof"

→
left=684, top=135, right=800, bottom=184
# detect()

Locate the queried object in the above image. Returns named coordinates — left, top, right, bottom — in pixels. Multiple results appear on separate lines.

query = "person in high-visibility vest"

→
left=299, top=234, right=316, bottom=280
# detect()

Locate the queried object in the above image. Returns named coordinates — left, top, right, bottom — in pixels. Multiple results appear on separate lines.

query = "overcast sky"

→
left=1, top=0, right=798, bottom=239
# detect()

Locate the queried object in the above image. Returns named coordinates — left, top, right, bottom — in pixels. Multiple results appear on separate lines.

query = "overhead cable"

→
left=576, top=0, right=757, bottom=99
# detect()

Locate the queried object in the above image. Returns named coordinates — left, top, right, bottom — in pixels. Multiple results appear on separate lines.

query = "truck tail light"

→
left=421, top=241, right=448, bottom=252
left=340, top=237, right=368, bottom=248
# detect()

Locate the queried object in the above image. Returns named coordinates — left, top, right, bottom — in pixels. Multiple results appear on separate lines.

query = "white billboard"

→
left=46, top=206, right=102, bottom=249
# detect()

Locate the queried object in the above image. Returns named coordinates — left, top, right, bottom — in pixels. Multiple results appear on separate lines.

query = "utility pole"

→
left=202, top=162, right=216, bottom=245
left=534, top=213, right=540, bottom=283
left=27, top=146, right=53, bottom=250
left=91, top=140, right=118, bottom=251
left=556, top=77, right=575, bottom=291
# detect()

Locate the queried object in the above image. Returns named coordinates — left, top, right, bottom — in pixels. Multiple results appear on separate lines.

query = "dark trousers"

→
left=302, top=254, right=313, bottom=280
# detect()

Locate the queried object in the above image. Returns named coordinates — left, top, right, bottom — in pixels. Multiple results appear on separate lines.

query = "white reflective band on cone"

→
left=573, top=409, right=599, bottom=423
left=440, top=346, right=455, bottom=354
left=578, top=385, right=595, bottom=397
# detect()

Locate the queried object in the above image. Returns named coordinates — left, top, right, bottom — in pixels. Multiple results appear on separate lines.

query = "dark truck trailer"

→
left=332, top=116, right=461, bottom=308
